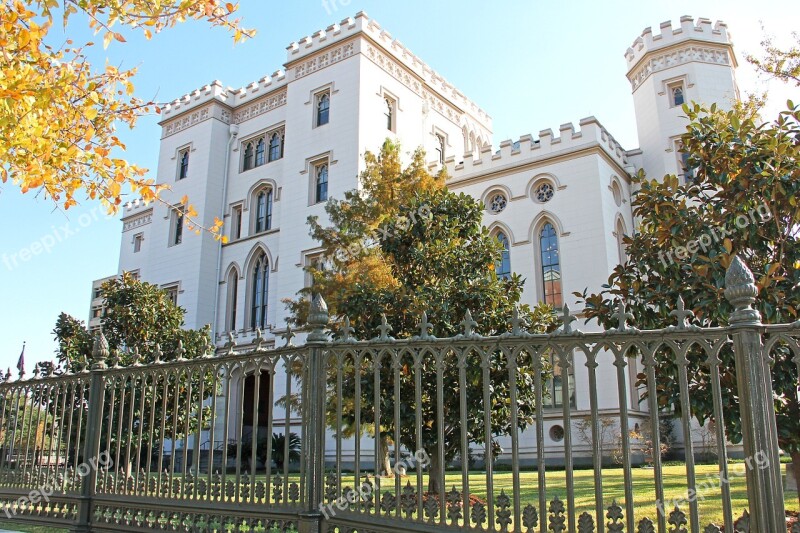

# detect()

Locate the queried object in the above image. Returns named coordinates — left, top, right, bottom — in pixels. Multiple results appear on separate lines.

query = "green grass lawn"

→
left=0, top=521, right=68, bottom=532
left=334, top=463, right=797, bottom=527
left=440, top=464, right=798, bottom=527
left=0, top=463, right=796, bottom=531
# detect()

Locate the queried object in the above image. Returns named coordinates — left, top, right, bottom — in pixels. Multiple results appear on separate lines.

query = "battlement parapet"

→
left=159, top=12, right=492, bottom=136
left=625, top=16, right=731, bottom=69
left=447, top=117, right=628, bottom=180
left=287, top=11, right=491, bottom=129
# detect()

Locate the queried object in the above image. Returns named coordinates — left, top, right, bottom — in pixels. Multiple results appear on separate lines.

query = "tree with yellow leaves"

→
left=0, top=0, right=254, bottom=237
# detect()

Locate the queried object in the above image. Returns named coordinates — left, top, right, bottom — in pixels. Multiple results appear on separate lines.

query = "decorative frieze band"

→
left=364, top=44, right=462, bottom=126
left=233, top=90, right=288, bottom=124
left=162, top=105, right=213, bottom=138
left=628, top=44, right=731, bottom=90
left=122, top=210, right=153, bottom=232
left=294, top=41, right=356, bottom=80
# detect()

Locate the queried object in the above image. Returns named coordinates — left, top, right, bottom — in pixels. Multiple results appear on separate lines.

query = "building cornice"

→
left=121, top=207, right=153, bottom=232
left=447, top=145, right=631, bottom=190
left=626, top=39, right=735, bottom=92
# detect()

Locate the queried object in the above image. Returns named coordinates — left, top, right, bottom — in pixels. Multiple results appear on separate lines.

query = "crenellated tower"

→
left=626, top=16, right=739, bottom=182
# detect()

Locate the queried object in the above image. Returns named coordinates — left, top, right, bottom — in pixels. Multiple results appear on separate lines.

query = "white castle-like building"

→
left=97, top=13, right=739, bottom=461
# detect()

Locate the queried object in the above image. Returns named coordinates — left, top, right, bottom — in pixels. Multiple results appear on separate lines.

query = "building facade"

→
left=105, top=13, right=739, bottom=462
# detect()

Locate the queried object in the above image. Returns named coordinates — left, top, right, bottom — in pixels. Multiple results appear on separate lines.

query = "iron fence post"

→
left=72, top=331, right=108, bottom=533
left=725, top=256, right=785, bottom=531
left=298, top=294, right=330, bottom=533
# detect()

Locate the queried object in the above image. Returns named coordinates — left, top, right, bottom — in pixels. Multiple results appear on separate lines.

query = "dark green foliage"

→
left=576, top=103, right=800, bottom=469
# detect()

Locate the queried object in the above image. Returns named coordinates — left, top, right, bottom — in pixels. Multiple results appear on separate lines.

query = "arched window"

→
left=250, top=255, right=269, bottom=330
left=539, top=223, right=562, bottom=306
left=243, top=142, right=254, bottom=171
left=384, top=97, right=394, bottom=131
left=435, top=134, right=445, bottom=164
left=611, top=181, right=622, bottom=207
left=616, top=219, right=627, bottom=265
left=226, top=269, right=238, bottom=332
left=315, top=163, right=328, bottom=203
left=672, top=86, right=684, bottom=106
left=255, top=189, right=273, bottom=233
left=268, top=133, right=282, bottom=162
left=255, top=138, right=266, bottom=167
left=317, top=93, right=330, bottom=126
left=178, top=149, right=189, bottom=180
left=496, top=232, right=511, bottom=280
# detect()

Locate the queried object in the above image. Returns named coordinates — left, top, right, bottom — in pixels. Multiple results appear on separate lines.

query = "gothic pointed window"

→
left=672, top=86, right=684, bottom=106
left=250, top=255, right=269, bottom=330
left=435, top=134, right=445, bottom=164
left=227, top=269, right=238, bottom=332
left=268, top=132, right=283, bottom=162
left=178, top=149, right=189, bottom=180
left=255, top=189, right=273, bottom=233
left=243, top=142, right=254, bottom=171
left=315, top=163, right=328, bottom=203
left=384, top=97, right=395, bottom=131
left=496, top=232, right=511, bottom=280
left=539, top=223, right=562, bottom=307
left=255, top=137, right=266, bottom=167
left=316, top=92, right=330, bottom=126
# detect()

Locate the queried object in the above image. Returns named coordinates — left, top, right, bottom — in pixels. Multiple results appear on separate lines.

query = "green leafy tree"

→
left=285, top=141, right=557, bottom=492
left=576, top=102, right=800, bottom=506
left=52, top=273, right=215, bottom=472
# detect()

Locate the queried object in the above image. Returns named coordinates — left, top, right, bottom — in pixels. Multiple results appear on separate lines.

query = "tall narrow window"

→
left=539, top=223, right=562, bottom=306
left=384, top=97, right=395, bottom=131
left=255, top=138, right=266, bottom=167
left=171, top=208, right=184, bottom=246
left=178, top=149, right=189, bottom=180
left=316, top=92, right=330, bottom=126
left=243, top=142, right=254, bottom=171
left=315, top=163, right=328, bottom=203
left=255, top=189, right=273, bottom=232
left=268, top=132, right=283, bottom=162
left=496, top=232, right=511, bottom=280
left=231, top=205, right=243, bottom=240
left=542, top=352, right=576, bottom=408
left=227, top=269, right=238, bottom=332
left=675, top=140, right=695, bottom=184
left=250, top=255, right=269, bottom=330
left=435, top=134, right=445, bottom=164
left=616, top=219, right=627, bottom=265
left=133, top=233, right=143, bottom=253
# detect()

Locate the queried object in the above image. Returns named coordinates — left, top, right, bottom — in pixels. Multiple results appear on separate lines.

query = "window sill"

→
left=222, top=228, right=279, bottom=246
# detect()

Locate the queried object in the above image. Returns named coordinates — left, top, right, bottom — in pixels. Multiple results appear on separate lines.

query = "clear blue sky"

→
left=0, top=0, right=795, bottom=374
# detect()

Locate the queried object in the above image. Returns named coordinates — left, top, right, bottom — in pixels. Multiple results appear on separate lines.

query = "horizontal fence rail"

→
left=0, top=257, right=796, bottom=533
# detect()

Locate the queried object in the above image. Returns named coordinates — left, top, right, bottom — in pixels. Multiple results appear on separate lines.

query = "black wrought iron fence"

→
left=0, top=257, right=797, bottom=532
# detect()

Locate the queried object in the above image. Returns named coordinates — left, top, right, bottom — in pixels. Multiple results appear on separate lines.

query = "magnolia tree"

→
left=576, top=101, right=800, bottom=506
left=53, top=273, right=214, bottom=470
left=285, top=141, right=557, bottom=492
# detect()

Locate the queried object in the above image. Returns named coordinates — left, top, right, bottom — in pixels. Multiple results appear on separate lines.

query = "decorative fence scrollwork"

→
left=0, top=257, right=796, bottom=532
